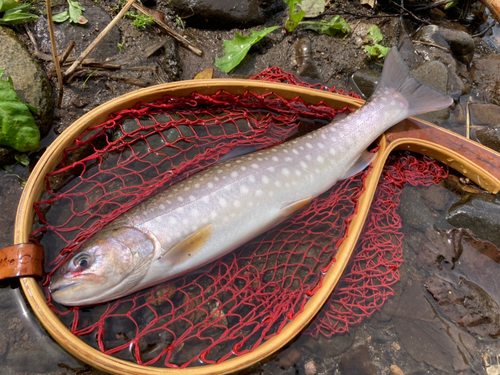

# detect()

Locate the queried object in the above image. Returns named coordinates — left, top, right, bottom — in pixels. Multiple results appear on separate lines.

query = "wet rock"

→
left=302, top=326, right=356, bottom=358
left=338, top=345, right=377, bottom=375
left=411, top=61, right=450, bottom=123
left=398, top=186, right=437, bottom=232
left=413, top=25, right=474, bottom=65
left=34, top=3, right=120, bottom=60
left=0, top=26, right=54, bottom=142
left=304, top=360, right=317, bottom=375
left=469, top=103, right=500, bottom=126
left=295, top=38, right=319, bottom=80
left=447, top=193, right=500, bottom=248
left=418, top=228, right=500, bottom=339
left=471, top=55, right=500, bottom=105
left=276, top=347, right=301, bottom=368
left=393, top=282, right=476, bottom=373
left=477, top=125, right=500, bottom=153
left=350, top=69, right=379, bottom=99
left=169, top=0, right=286, bottom=29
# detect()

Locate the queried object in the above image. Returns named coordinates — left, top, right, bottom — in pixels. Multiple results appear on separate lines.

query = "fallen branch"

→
left=64, top=0, right=137, bottom=77
left=59, top=41, right=75, bottom=66
left=45, top=0, right=64, bottom=108
left=132, top=3, right=202, bottom=56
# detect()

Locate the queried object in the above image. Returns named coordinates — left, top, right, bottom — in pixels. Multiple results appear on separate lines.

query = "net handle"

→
left=13, top=79, right=500, bottom=375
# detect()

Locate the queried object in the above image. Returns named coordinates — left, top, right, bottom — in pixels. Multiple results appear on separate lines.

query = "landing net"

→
left=30, top=68, right=448, bottom=368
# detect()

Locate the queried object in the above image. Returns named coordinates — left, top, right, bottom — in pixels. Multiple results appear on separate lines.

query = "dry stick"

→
left=389, top=0, right=431, bottom=25
left=45, top=0, right=64, bottom=108
left=64, top=0, right=137, bottom=77
left=132, top=3, right=202, bottom=56
left=59, top=41, right=75, bottom=66
left=412, top=40, right=450, bottom=52
left=466, top=101, right=471, bottom=140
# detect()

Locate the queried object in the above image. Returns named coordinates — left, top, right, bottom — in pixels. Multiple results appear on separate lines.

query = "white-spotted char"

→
left=50, top=48, right=453, bottom=306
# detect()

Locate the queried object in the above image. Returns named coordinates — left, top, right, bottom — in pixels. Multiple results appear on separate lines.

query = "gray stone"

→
left=470, top=103, right=500, bottom=126
left=295, top=38, right=319, bottom=80
left=34, top=3, right=120, bottom=60
left=168, top=0, right=286, bottom=29
left=338, top=345, right=378, bottom=375
left=414, top=25, right=475, bottom=65
left=477, top=125, right=500, bottom=153
left=411, top=60, right=450, bottom=123
left=350, top=69, right=379, bottom=99
left=0, top=26, right=54, bottom=137
left=447, top=193, right=500, bottom=248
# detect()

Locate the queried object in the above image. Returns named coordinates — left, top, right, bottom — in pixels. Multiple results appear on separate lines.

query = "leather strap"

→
left=0, top=244, right=45, bottom=279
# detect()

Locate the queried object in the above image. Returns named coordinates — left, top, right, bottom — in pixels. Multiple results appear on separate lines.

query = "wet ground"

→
left=2, top=0, right=500, bottom=374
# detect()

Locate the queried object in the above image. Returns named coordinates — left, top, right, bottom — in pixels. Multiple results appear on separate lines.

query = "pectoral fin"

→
left=280, top=196, right=312, bottom=218
left=341, top=150, right=378, bottom=179
left=160, top=224, right=214, bottom=264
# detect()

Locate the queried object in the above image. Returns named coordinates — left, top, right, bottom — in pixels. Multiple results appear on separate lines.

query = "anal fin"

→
left=341, top=150, right=378, bottom=179
left=280, top=196, right=312, bottom=218
left=160, top=224, right=214, bottom=264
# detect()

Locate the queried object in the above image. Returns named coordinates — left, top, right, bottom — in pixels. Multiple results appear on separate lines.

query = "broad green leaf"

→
left=285, top=0, right=305, bottom=32
left=215, top=27, right=280, bottom=73
left=52, top=11, right=70, bottom=23
left=301, top=15, right=351, bottom=36
left=364, top=43, right=390, bottom=58
left=68, top=0, right=87, bottom=24
left=0, top=0, right=20, bottom=13
left=0, top=12, right=38, bottom=24
left=366, top=24, right=384, bottom=44
left=301, top=0, right=325, bottom=18
left=4, top=4, right=30, bottom=14
left=0, top=69, right=40, bottom=152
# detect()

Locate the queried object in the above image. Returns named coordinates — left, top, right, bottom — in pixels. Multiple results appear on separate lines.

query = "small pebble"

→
left=304, top=360, right=317, bottom=375
left=390, top=364, right=405, bottom=375
left=392, top=342, right=401, bottom=351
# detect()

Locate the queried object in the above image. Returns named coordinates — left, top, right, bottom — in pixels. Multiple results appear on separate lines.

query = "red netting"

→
left=30, top=69, right=448, bottom=368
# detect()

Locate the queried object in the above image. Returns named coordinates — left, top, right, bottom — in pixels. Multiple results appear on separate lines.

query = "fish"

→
left=50, top=48, right=453, bottom=306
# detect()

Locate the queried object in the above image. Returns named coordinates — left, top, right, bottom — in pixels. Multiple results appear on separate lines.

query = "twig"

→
left=472, top=22, right=495, bottom=38
left=23, top=25, right=39, bottom=53
left=132, top=3, right=202, bottom=56
left=59, top=41, right=75, bottom=66
left=466, top=101, right=471, bottom=139
left=411, top=0, right=451, bottom=11
left=389, top=0, right=431, bottom=25
left=64, top=0, right=137, bottom=77
left=412, top=40, right=450, bottom=52
left=45, top=0, right=64, bottom=108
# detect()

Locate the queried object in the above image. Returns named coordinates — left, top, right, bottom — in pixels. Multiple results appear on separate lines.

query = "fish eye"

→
left=73, top=253, right=93, bottom=270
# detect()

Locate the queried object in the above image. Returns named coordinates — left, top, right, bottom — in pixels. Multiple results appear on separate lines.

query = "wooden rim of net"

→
left=15, top=79, right=500, bottom=375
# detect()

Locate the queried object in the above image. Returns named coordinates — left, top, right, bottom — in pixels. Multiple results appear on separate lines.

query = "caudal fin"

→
left=373, top=48, right=453, bottom=117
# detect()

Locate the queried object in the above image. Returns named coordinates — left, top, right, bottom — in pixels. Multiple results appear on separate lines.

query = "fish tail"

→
left=373, top=48, right=453, bottom=117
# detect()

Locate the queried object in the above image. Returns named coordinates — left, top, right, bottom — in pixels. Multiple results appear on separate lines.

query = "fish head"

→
left=50, top=226, right=155, bottom=306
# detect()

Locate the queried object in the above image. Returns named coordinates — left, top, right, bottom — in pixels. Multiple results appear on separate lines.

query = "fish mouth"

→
left=50, top=273, right=108, bottom=304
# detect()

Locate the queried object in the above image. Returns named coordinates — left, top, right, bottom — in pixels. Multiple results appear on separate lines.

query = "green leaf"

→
left=364, top=43, right=390, bottom=58
left=215, top=27, right=280, bottom=73
left=285, top=0, right=305, bottom=32
left=52, top=11, right=70, bottom=23
left=68, top=0, right=87, bottom=24
left=0, top=12, right=38, bottom=24
left=444, top=0, right=459, bottom=9
left=366, top=24, right=384, bottom=44
left=0, top=0, right=20, bottom=13
left=301, top=0, right=325, bottom=18
left=15, top=153, right=29, bottom=166
left=4, top=4, right=30, bottom=14
left=0, top=69, right=40, bottom=152
left=301, top=15, right=351, bottom=36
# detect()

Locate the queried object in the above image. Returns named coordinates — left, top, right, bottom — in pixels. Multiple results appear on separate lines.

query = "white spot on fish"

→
left=210, top=212, right=217, bottom=219
left=306, top=143, right=313, bottom=149
left=255, top=189, right=263, bottom=197
left=214, top=177, right=220, bottom=182
left=317, top=156, right=325, bottom=163
left=329, top=149, right=336, bottom=156
left=285, top=157, right=292, bottom=162
left=300, top=161, right=307, bottom=169
left=251, top=163, right=259, bottom=169
left=240, top=185, right=249, bottom=194
left=178, top=196, right=184, bottom=202
left=202, top=196, right=209, bottom=203
left=318, top=143, right=325, bottom=149
left=189, top=195, right=196, bottom=202
left=321, top=134, right=327, bottom=140
left=241, top=166, right=247, bottom=171
left=262, top=175, right=270, bottom=184
left=295, top=170, right=301, bottom=176
left=168, top=217, right=177, bottom=225
left=208, top=182, right=214, bottom=188
left=191, top=209, right=199, bottom=217
left=257, top=157, right=263, bottom=161
left=275, top=181, right=281, bottom=187
left=194, top=183, right=200, bottom=188
left=231, top=171, right=238, bottom=178
left=292, top=149, right=299, bottom=155
left=249, top=175, right=256, bottom=183
left=159, top=204, right=165, bottom=210
left=381, top=96, right=387, bottom=101
left=282, top=168, right=290, bottom=176
left=306, top=155, right=312, bottom=161
left=268, top=167, right=275, bottom=173
left=272, top=156, right=279, bottom=162
left=218, top=198, right=227, bottom=207
left=234, top=200, right=241, bottom=208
